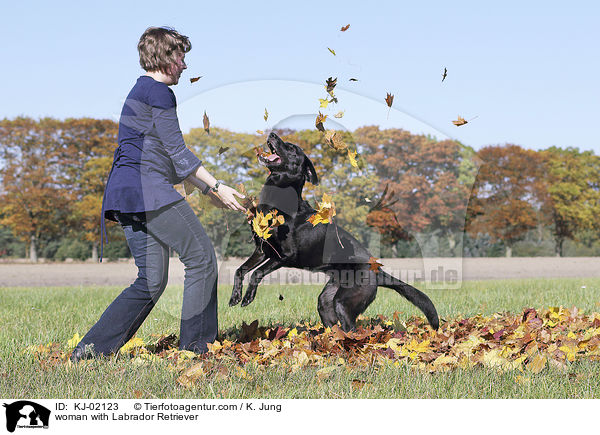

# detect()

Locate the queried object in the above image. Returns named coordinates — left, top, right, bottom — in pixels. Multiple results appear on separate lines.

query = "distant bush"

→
left=54, top=239, right=90, bottom=261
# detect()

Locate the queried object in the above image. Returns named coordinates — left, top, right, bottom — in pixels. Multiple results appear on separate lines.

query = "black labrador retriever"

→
left=229, top=132, right=439, bottom=332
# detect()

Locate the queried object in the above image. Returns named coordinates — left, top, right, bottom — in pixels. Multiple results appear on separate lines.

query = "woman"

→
left=71, top=27, right=245, bottom=361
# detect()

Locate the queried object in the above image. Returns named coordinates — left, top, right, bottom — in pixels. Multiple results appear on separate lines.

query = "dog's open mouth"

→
left=257, top=140, right=282, bottom=166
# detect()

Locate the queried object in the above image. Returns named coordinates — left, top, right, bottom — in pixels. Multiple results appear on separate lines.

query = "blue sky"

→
left=1, top=0, right=599, bottom=153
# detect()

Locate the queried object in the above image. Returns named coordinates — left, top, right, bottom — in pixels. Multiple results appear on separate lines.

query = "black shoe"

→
left=70, top=343, right=97, bottom=362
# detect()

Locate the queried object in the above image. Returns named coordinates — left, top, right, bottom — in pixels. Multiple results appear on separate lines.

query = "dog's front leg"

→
left=241, top=258, right=284, bottom=307
left=229, top=247, right=267, bottom=306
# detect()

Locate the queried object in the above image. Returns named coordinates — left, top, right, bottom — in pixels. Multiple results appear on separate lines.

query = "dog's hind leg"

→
left=333, top=281, right=377, bottom=332
left=241, top=258, right=284, bottom=307
left=317, top=278, right=340, bottom=327
left=229, top=247, right=267, bottom=306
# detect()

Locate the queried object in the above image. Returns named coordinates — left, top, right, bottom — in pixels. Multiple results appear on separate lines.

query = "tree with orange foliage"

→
left=356, top=126, right=473, bottom=256
left=466, top=144, right=545, bottom=257
left=0, top=118, right=71, bottom=261
left=0, top=117, right=118, bottom=262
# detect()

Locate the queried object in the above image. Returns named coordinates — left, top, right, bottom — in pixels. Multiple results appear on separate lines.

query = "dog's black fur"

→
left=229, top=132, right=439, bottom=331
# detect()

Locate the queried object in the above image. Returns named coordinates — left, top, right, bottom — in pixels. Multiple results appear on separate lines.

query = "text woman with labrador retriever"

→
left=71, top=27, right=246, bottom=361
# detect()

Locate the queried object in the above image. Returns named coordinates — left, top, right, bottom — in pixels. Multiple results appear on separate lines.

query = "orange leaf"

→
left=340, top=24, right=350, bottom=32
left=190, top=76, right=202, bottom=83
left=203, top=111, right=210, bottom=134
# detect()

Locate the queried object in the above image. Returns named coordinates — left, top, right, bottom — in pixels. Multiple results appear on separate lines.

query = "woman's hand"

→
left=211, top=184, right=246, bottom=212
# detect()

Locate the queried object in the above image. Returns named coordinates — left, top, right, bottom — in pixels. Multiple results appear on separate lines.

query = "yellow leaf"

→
left=119, top=337, right=145, bottom=354
left=348, top=149, right=358, bottom=168
left=317, top=365, right=336, bottom=380
left=67, top=333, right=81, bottom=349
left=319, top=98, right=329, bottom=109
left=177, top=363, right=205, bottom=388
left=307, top=193, right=336, bottom=226
left=256, top=130, right=264, bottom=135
left=527, top=354, right=547, bottom=374
left=334, top=111, right=345, bottom=119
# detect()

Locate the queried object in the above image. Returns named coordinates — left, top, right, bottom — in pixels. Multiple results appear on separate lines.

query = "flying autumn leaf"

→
left=315, top=112, right=327, bottom=132
left=341, top=24, right=350, bottom=32
left=368, top=257, right=383, bottom=273
left=252, top=210, right=285, bottom=240
left=218, top=146, right=229, bottom=155
left=328, top=47, right=336, bottom=56
left=264, top=108, right=269, bottom=122
left=308, top=193, right=336, bottom=226
left=349, top=78, right=358, bottom=82
left=319, top=98, right=330, bottom=109
left=441, top=67, right=447, bottom=83
left=324, top=130, right=347, bottom=151
left=256, top=130, right=264, bottom=135
left=334, top=111, right=345, bottom=119
left=452, top=116, right=468, bottom=126
left=348, top=149, right=359, bottom=168
left=203, top=111, right=210, bottom=134
left=190, top=76, right=202, bottom=83
left=385, top=93, right=394, bottom=108
left=326, top=77, right=337, bottom=95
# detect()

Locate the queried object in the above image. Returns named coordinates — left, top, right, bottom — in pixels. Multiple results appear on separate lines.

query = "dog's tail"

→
left=376, top=271, right=439, bottom=330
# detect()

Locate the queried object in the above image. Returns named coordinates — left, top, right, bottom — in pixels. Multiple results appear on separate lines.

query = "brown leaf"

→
left=133, top=390, right=144, bottom=399
left=326, top=77, right=337, bottom=94
left=527, top=354, right=546, bottom=374
left=203, top=111, right=210, bottom=134
left=452, top=116, right=468, bottom=126
left=351, top=379, right=368, bottom=389
left=385, top=93, right=394, bottom=108
left=340, top=24, right=350, bottom=32
left=349, top=78, right=358, bottom=82
left=324, top=130, right=347, bottom=151
left=315, top=112, right=327, bottom=132
left=190, top=76, right=202, bottom=83
left=368, top=257, right=383, bottom=273
left=240, top=320, right=260, bottom=342
left=218, top=146, right=229, bottom=155
left=441, top=67, right=447, bottom=83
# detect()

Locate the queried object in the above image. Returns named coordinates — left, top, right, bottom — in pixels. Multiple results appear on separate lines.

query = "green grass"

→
left=1, top=278, right=600, bottom=399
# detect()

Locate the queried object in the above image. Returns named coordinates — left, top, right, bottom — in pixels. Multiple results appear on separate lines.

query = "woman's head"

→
left=138, top=27, right=191, bottom=84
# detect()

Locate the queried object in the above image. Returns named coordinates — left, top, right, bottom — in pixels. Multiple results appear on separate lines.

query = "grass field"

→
left=1, top=278, right=599, bottom=399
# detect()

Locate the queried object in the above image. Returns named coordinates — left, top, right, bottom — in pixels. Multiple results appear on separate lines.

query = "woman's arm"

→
left=186, top=166, right=246, bottom=212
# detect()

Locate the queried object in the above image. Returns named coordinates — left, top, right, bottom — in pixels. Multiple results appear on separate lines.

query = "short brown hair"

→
left=137, top=27, right=191, bottom=73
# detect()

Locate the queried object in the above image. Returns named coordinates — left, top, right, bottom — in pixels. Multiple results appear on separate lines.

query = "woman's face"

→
left=166, top=51, right=187, bottom=85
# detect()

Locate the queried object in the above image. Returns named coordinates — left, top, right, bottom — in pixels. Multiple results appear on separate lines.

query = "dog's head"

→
left=259, top=132, right=319, bottom=188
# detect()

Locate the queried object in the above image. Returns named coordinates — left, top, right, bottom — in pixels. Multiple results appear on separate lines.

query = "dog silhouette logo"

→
left=3, top=401, right=50, bottom=432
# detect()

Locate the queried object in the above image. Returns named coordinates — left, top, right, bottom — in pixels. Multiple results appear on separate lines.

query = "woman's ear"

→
left=304, top=155, right=319, bottom=185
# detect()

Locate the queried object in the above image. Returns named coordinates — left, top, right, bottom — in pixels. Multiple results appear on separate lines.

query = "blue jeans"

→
left=77, top=199, right=218, bottom=355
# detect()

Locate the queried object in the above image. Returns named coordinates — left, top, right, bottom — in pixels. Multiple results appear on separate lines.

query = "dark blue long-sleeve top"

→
left=103, top=75, right=202, bottom=219
left=100, top=76, right=202, bottom=258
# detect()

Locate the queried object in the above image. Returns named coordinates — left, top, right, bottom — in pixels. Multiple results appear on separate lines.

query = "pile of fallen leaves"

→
left=26, top=307, right=600, bottom=386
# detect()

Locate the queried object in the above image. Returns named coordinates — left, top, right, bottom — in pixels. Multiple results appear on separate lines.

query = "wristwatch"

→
left=210, top=180, right=221, bottom=193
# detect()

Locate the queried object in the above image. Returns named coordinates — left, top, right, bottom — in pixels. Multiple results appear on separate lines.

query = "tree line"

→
left=1, top=117, right=599, bottom=262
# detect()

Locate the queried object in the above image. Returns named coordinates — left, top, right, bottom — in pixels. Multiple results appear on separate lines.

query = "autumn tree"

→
left=0, top=118, right=71, bottom=261
left=466, top=144, right=545, bottom=257
left=539, top=147, right=600, bottom=256
left=61, top=118, right=118, bottom=261
left=355, top=126, right=473, bottom=256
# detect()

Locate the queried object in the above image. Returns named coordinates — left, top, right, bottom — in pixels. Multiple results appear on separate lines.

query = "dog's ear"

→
left=304, top=155, right=319, bottom=185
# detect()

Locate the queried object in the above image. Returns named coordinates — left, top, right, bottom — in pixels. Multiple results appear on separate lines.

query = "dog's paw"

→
left=229, top=290, right=242, bottom=306
left=240, top=292, right=256, bottom=307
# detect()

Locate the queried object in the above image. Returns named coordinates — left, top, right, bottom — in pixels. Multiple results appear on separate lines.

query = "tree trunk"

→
left=556, top=238, right=563, bottom=257
left=91, top=242, right=98, bottom=262
left=29, top=234, right=38, bottom=263
left=505, top=246, right=512, bottom=258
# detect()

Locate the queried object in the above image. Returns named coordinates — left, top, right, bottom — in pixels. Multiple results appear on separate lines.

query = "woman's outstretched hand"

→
left=211, top=184, right=246, bottom=212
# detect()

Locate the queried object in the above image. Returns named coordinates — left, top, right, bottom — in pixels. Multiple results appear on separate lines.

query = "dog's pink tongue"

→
left=266, top=154, right=279, bottom=162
